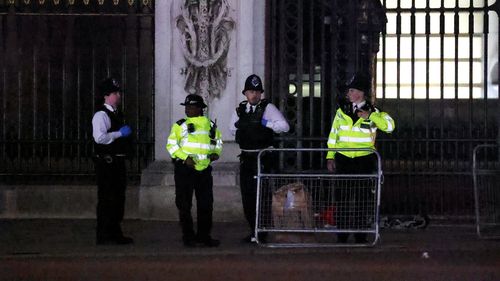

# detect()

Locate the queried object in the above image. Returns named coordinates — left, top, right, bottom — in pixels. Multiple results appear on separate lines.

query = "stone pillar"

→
left=141, top=0, right=266, bottom=221
left=154, top=0, right=265, bottom=162
left=154, top=0, right=174, bottom=162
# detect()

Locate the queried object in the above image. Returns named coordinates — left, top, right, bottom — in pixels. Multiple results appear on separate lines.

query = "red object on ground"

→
left=320, top=206, right=336, bottom=226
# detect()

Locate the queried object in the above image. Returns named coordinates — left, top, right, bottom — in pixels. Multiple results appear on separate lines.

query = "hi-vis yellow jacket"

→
left=326, top=107, right=395, bottom=159
left=166, top=116, right=223, bottom=171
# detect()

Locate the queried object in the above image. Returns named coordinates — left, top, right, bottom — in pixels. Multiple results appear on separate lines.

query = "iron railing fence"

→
left=268, top=0, right=499, bottom=219
left=377, top=0, right=499, bottom=219
left=0, top=1, right=155, bottom=184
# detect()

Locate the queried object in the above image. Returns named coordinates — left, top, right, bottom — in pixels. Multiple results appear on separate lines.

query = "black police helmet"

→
left=242, top=74, right=264, bottom=94
left=99, top=77, right=121, bottom=96
left=180, top=94, right=207, bottom=108
left=346, top=72, right=371, bottom=96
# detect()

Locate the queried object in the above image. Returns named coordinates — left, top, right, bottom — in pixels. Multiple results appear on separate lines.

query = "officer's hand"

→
left=184, top=156, right=195, bottom=168
left=209, top=154, right=219, bottom=162
left=327, top=159, right=335, bottom=172
left=356, top=109, right=371, bottom=119
left=119, top=125, right=132, bottom=137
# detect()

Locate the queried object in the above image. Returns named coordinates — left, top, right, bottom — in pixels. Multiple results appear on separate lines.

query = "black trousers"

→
left=174, top=161, right=214, bottom=241
left=239, top=152, right=274, bottom=233
left=94, top=157, right=127, bottom=239
left=334, top=153, right=377, bottom=242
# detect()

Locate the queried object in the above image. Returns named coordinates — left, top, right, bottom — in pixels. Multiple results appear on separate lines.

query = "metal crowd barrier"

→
left=255, top=148, right=382, bottom=247
left=473, top=144, right=500, bottom=239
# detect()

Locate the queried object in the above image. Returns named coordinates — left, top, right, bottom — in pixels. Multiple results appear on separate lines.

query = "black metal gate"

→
left=267, top=0, right=500, bottom=219
left=0, top=0, right=155, bottom=184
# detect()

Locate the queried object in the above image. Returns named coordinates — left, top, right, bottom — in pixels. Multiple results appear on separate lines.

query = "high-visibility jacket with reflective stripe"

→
left=326, top=107, right=395, bottom=159
left=166, top=116, right=223, bottom=171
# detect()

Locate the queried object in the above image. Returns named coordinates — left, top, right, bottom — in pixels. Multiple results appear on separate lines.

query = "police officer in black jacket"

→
left=229, top=74, right=290, bottom=243
left=92, top=78, right=133, bottom=245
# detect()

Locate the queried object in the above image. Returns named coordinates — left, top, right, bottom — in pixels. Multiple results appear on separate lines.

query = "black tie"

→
left=249, top=106, right=254, bottom=114
left=351, top=104, right=359, bottom=122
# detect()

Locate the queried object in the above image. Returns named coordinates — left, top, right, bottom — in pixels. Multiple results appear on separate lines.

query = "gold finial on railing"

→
left=53, top=0, right=60, bottom=5
left=98, top=0, right=104, bottom=5
left=38, top=0, right=45, bottom=4
left=142, top=0, right=149, bottom=6
left=128, top=0, right=134, bottom=6
left=83, top=0, right=90, bottom=5
left=23, top=0, right=30, bottom=5
left=68, top=0, right=75, bottom=4
left=113, top=0, right=120, bottom=5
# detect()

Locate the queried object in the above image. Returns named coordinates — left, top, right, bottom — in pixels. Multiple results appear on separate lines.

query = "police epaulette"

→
left=176, top=118, right=186, bottom=125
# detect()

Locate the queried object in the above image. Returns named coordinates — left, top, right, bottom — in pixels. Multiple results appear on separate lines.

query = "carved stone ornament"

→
left=176, top=0, right=235, bottom=102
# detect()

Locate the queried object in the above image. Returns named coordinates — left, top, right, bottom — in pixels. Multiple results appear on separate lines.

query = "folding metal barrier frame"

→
left=255, top=148, right=382, bottom=248
left=473, top=144, right=500, bottom=239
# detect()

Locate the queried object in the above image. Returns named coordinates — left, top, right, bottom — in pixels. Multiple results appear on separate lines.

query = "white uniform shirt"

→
left=92, top=103, right=122, bottom=145
left=353, top=101, right=366, bottom=112
left=229, top=101, right=290, bottom=136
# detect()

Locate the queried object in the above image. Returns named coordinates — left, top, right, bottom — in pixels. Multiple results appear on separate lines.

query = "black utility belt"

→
left=94, top=154, right=126, bottom=164
left=173, top=158, right=192, bottom=167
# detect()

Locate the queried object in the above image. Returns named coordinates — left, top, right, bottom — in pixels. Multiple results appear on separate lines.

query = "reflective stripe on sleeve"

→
left=189, top=130, right=209, bottom=135
left=385, top=116, right=394, bottom=132
left=183, top=142, right=212, bottom=150
left=338, top=136, right=372, bottom=143
left=167, top=144, right=180, bottom=155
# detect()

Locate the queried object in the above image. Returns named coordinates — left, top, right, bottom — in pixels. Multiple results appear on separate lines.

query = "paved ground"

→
left=1, top=219, right=500, bottom=280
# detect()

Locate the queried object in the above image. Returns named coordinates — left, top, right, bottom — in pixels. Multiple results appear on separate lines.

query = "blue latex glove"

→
left=261, top=119, right=268, bottom=127
left=119, top=125, right=132, bottom=137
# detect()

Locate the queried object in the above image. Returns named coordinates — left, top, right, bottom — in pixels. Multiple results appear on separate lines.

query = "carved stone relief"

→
left=176, top=0, right=235, bottom=102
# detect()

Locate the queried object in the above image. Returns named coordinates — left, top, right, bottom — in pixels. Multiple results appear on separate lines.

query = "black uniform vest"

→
left=94, top=106, right=130, bottom=156
left=235, top=99, right=274, bottom=149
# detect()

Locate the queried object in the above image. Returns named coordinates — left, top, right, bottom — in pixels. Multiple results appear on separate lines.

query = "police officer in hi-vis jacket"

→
left=166, top=94, right=223, bottom=247
left=326, top=72, right=395, bottom=243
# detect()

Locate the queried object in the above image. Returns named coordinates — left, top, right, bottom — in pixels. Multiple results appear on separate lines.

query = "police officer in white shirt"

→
left=92, top=78, right=133, bottom=245
left=229, top=74, right=289, bottom=243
